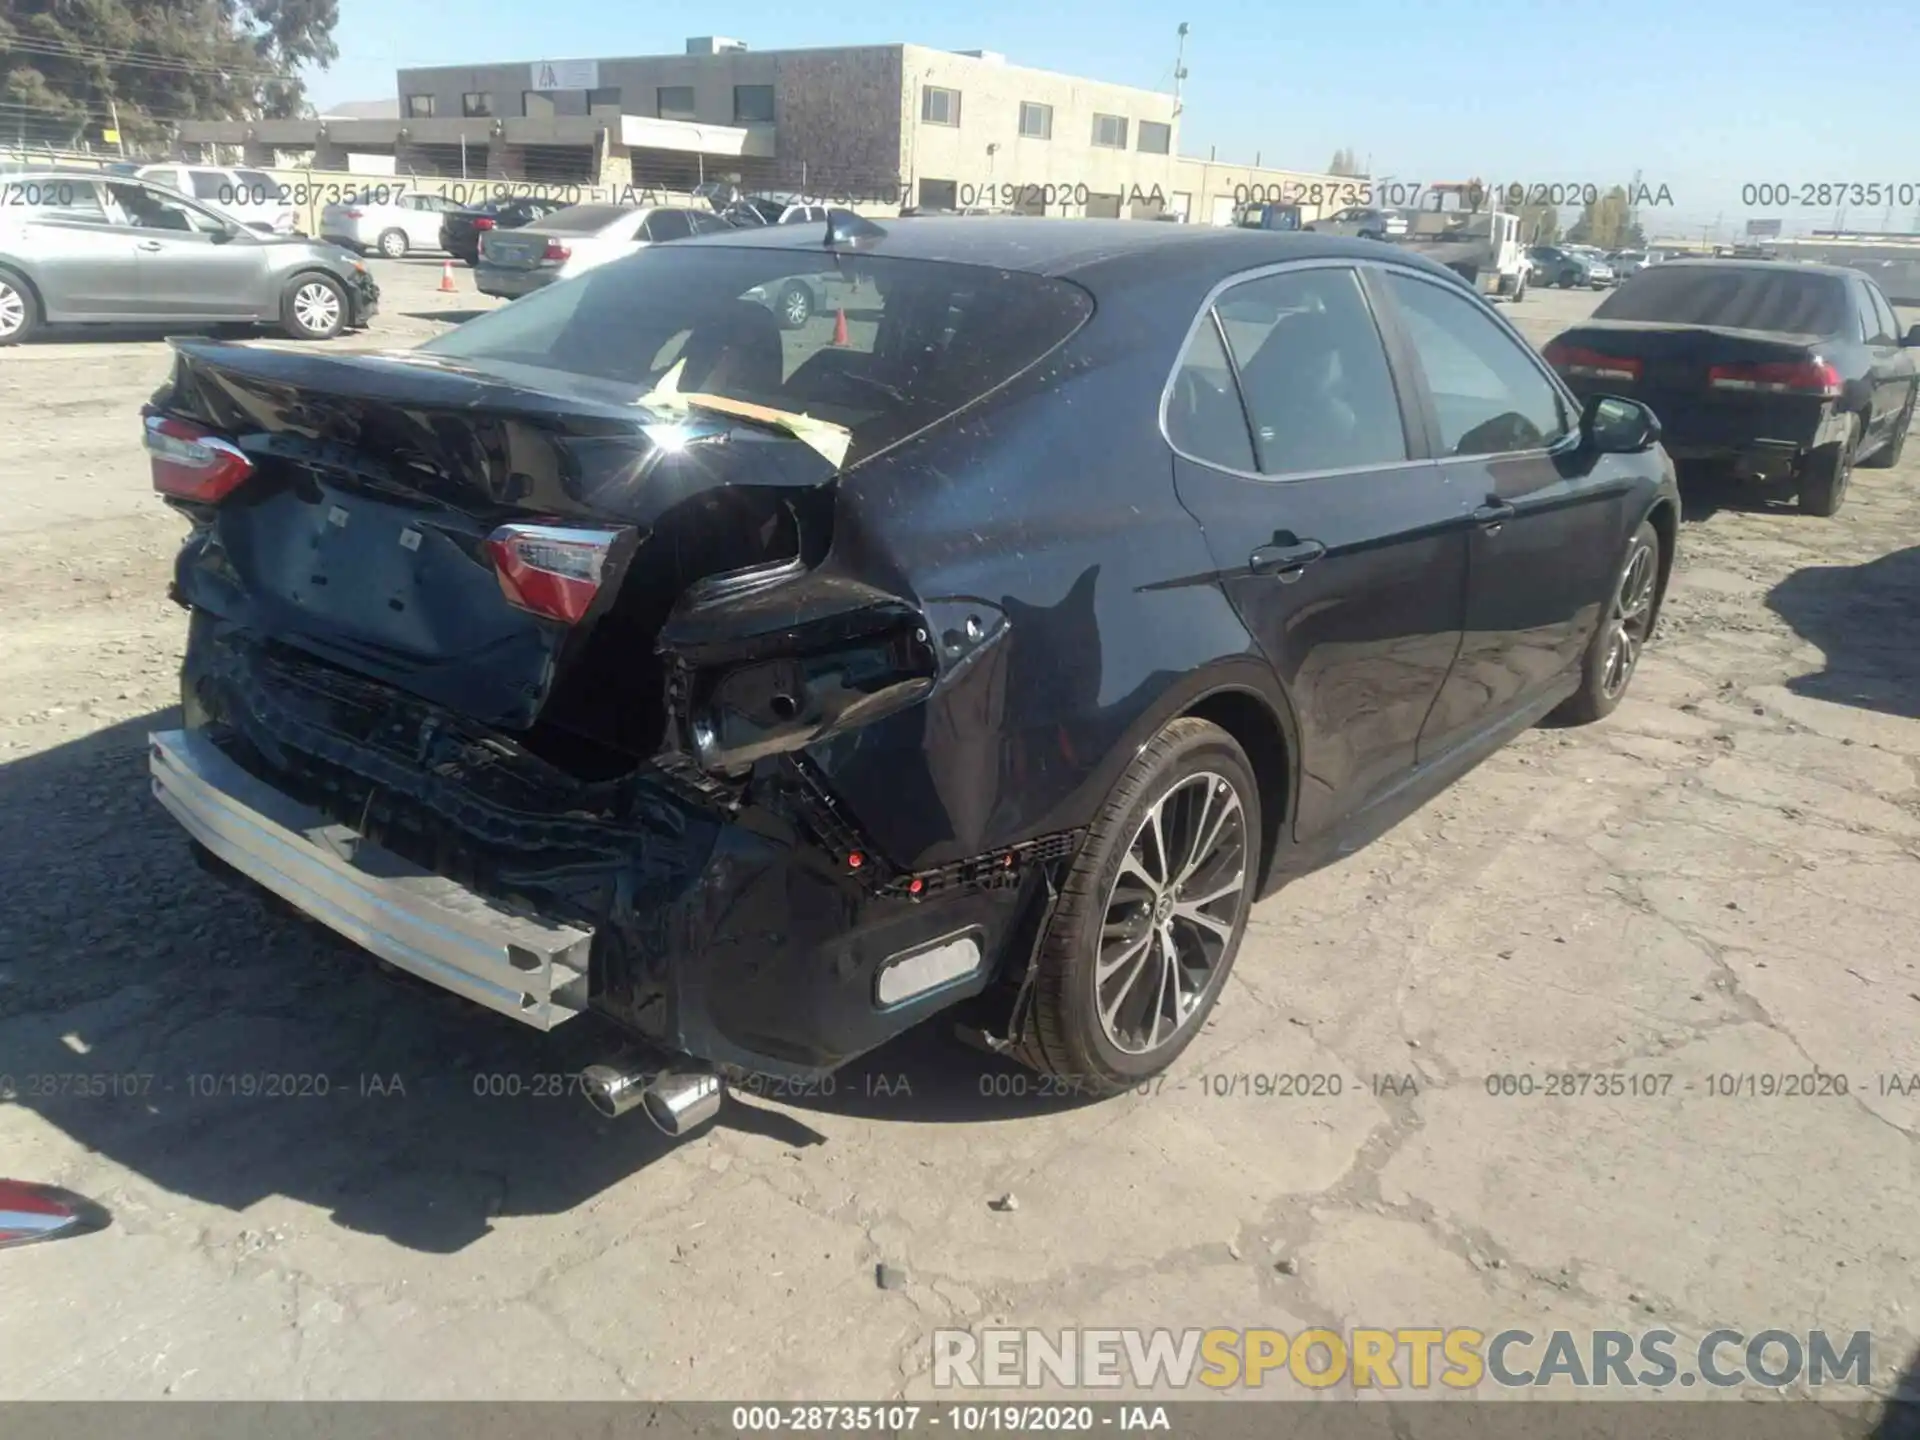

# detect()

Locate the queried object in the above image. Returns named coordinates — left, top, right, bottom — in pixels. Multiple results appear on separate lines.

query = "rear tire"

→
left=1858, top=387, right=1914, bottom=469
left=0, top=267, right=41, bottom=346
left=280, top=273, right=347, bottom=341
left=1014, top=718, right=1262, bottom=1096
left=775, top=282, right=813, bottom=330
left=1798, top=416, right=1858, bottom=517
left=1551, top=519, right=1661, bottom=726
left=376, top=228, right=408, bottom=259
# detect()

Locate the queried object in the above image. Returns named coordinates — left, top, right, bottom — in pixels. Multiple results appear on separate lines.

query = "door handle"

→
left=1472, top=499, right=1516, bottom=532
left=136, top=240, right=164, bottom=251
left=1249, top=539, right=1327, bottom=580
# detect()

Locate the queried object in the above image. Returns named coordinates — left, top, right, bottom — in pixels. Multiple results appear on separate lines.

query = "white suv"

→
left=125, top=163, right=300, bottom=236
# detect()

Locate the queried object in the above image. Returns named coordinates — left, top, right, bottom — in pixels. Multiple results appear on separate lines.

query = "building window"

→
left=405, top=94, right=436, bottom=118
left=461, top=93, right=493, bottom=118
left=657, top=86, right=696, bottom=121
left=921, top=85, right=961, bottom=127
left=1137, top=120, right=1171, bottom=155
left=732, top=84, right=774, bottom=123
left=587, top=86, right=622, bottom=109
left=918, top=178, right=958, bottom=210
left=1018, top=101, right=1052, bottom=140
left=1091, top=113, right=1128, bottom=148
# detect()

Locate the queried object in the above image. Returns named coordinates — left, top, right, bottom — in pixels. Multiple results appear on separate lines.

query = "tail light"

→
left=342, top=208, right=364, bottom=220
left=145, top=415, right=254, bottom=503
left=542, top=239, right=572, bottom=263
left=486, top=523, right=623, bottom=624
left=472, top=216, right=496, bottom=231
left=1707, top=359, right=1842, bottom=398
left=1543, top=341, right=1643, bottom=383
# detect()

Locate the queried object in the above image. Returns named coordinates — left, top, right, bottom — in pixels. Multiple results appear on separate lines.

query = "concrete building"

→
left=178, top=37, right=1348, bottom=225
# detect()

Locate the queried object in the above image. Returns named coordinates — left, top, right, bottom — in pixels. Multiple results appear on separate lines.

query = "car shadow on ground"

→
left=1766, top=544, right=1920, bottom=720
left=400, top=309, right=490, bottom=325
left=1876, top=1344, right=1920, bottom=1440
left=0, top=712, right=1084, bottom=1253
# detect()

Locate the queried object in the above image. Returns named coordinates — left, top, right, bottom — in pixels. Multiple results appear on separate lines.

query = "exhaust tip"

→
left=580, top=1060, right=724, bottom=1135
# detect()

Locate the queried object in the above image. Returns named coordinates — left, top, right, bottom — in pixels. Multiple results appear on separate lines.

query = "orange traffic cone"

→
left=438, top=260, right=456, bottom=294
left=832, top=308, right=849, bottom=346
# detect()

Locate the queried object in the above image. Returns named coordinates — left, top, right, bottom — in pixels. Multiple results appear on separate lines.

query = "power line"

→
left=4, top=36, right=295, bottom=83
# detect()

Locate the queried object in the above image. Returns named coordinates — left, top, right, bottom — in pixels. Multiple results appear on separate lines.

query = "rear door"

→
left=641, top=208, right=695, bottom=244
left=407, top=193, right=454, bottom=248
left=3, top=178, right=142, bottom=316
left=1373, top=265, right=1626, bottom=748
left=1165, top=260, right=1470, bottom=843
left=1854, top=276, right=1911, bottom=446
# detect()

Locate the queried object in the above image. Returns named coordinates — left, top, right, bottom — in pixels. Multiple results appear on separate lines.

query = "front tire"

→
left=1798, top=416, right=1858, bottom=517
left=376, top=228, right=409, bottom=259
left=0, top=268, right=41, bottom=346
left=1552, top=519, right=1661, bottom=725
left=775, top=282, right=813, bottom=330
left=1015, top=718, right=1262, bottom=1095
left=281, top=273, right=347, bottom=341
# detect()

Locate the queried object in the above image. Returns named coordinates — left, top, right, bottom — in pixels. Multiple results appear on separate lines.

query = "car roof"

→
left=1648, top=257, right=1866, bottom=280
left=679, top=215, right=1460, bottom=287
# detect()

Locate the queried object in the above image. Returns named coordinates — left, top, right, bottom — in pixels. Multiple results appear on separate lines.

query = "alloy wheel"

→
left=1096, top=771, right=1250, bottom=1056
left=0, top=282, right=25, bottom=339
left=293, top=282, right=341, bottom=335
left=1600, top=541, right=1657, bottom=700
left=783, top=288, right=810, bottom=326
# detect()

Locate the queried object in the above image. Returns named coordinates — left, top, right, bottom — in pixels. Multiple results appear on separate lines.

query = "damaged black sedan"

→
left=144, top=216, right=1679, bottom=1131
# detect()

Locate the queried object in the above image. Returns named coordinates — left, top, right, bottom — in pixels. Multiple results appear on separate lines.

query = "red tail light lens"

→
left=1707, top=359, right=1842, bottom=397
left=1543, top=341, right=1643, bottom=383
left=542, top=239, right=572, bottom=263
left=472, top=216, right=496, bottom=231
left=485, top=523, right=623, bottom=624
left=342, top=208, right=364, bottom=219
left=145, top=415, right=254, bottom=503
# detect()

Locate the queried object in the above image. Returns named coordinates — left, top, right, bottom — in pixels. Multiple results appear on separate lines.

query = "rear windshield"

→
left=532, top=204, right=635, bottom=233
left=1594, top=266, right=1849, bottom=335
left=417, top=245, right=1095, bottom=468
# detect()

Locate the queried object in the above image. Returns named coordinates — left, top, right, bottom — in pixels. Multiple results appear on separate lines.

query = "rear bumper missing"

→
left=149, top=727, right=593, bottom=1030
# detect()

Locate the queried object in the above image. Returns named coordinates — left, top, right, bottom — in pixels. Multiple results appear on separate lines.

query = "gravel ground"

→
left=1, top=259, right=1917, bottom=1403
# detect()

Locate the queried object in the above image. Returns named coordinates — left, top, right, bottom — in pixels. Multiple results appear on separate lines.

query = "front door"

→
left=1370, top=265, right=1630, bottom=754
left=6, top=179, right=141, bottom=316
left=1165, top=261, right=1471, bottom=843
left=105, top=182, right=260, bottom=319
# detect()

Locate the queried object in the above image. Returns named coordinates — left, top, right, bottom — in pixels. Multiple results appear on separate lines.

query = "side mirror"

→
left=1582, top=394, right=1661, bottom=454
left=1903, top=324, right=1920, bottom=348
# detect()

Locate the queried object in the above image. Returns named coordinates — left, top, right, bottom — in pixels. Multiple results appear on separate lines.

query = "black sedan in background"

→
left=141, top=222, right=1677, bottom=1113
left=1545, top=260, right=1919, bottom=515
left=438, top=196, right=570, bottom=266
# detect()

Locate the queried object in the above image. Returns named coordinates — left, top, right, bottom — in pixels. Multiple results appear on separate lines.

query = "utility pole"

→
left=1172, top=23, right=1189, bottom=118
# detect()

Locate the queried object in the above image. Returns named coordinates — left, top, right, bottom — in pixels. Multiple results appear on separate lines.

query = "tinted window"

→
left=236, top=168, right=276, bottom=192
left=538, top=204, right=637, bottom=234
left=1213, top=267, right=1408, bottom=476
left=418, top=250, right=1095, bottom=469
left=1383, top=271, right=1570, bottom=456
left=1595, top=265, right=1849, bottom=335
left=688, top=211, right=731, bottom=234
left=645, top=209, right=693, bottom=242
left=1166, top=315, right=1256, bottom=471
left=188, top=170, right=228, bottom=200
left=1865, top=283, right=1900, bottom=344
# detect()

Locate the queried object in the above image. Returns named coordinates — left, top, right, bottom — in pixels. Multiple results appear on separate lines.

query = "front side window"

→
left=188, top=170, right=228, bottom=201
left=1871, top=286, right=1902, bottom=346
left=1211, top=267, right=1408, bottom=476
left=1382, top=270, right=1570, bottom=457
left=104, top=182, right=229, bottom=234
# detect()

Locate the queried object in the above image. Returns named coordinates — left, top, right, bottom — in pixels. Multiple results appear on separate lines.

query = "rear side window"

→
left=1209, top=267, right=1408, bottom=477
left=418, top=248, right=1095, bottom=469
left=1382, top=270, right=1571, bottom=456
left=0, top=178, right=108, bottom=224
left=1166, top=316, right=1256, bottom=471
left=538, top=204, right=635, bottom=234
left=1595, top=266, right=1849, bottom=335
left=188, top=170, right=228, bottom=201
left=645, top=209, right=693, bottom=242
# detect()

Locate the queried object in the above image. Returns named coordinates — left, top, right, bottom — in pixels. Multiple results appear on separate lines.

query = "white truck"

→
left=1390, top=183, right=1530, bottom=303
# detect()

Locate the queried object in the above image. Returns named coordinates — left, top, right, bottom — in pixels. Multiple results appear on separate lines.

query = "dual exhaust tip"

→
left=581, top=1059, right=725, bottom=1137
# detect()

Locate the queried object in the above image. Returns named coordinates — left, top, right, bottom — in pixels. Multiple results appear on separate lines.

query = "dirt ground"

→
left=1, top=259, right=1917, bottom=1404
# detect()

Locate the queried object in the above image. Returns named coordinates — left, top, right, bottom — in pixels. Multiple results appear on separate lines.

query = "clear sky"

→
left=311, top=0, right=1919, bottom=240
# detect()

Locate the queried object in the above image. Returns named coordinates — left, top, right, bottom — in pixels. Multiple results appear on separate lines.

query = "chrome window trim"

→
left=1156, top=256, right=1430, bottom=484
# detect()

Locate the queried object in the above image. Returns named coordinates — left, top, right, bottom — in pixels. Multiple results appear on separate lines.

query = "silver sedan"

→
left=0, top=171, right=378, bottom=345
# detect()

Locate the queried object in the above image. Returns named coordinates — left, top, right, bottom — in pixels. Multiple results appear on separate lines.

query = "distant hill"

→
left=319, top=98, right=399, bottom=119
